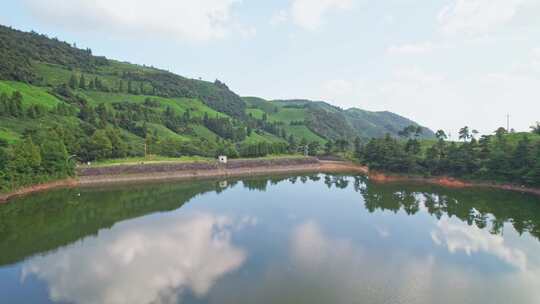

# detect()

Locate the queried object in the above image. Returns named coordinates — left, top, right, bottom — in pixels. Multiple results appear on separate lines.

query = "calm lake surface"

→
left=1, top=174, right=540, bottom=304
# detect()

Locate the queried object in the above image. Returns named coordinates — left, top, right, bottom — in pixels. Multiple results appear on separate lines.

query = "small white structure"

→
left=218, top=155, right=228, bottom=164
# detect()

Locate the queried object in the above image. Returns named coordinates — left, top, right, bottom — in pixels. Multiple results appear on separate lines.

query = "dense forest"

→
left=360, top=125, right=540, bottom=186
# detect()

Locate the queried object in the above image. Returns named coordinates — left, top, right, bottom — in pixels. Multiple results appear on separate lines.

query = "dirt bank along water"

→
left=0, top=158, right=368, bottom=203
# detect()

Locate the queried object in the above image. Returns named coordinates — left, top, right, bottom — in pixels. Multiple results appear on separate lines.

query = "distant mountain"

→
left=244, top=98, right=435, bottom=140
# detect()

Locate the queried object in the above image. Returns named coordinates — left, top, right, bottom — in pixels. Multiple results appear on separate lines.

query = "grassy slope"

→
left=0, top=81, right=60, bottom=109
left=0, top=79, right=225, bottom=147
left=79, top=91, right=227, bottom=118
left=0, top=128, right=19, bottom=144
left=244, top=97, right=326, bottom=144
left=243, top=131, right=287, bottom=145
left=90, top=155, right=212, bottom=167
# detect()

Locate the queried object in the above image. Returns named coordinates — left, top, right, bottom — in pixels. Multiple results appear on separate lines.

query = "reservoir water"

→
left=1, top=174, right=540, bottom=304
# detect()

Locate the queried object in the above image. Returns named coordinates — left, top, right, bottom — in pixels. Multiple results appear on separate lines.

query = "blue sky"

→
left=1, top=0, right=539, bottom=136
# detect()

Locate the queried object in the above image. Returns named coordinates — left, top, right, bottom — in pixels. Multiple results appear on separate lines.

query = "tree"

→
left=435, top=130, right=447, bottom=141
left=308, top=141, right=320, bottom=156
left=69, top=74, right=78, bottom=89
left=87, top=130, right=112, bottom=160
left=525, top=142, right=540, bottom=185
left=9, top=91, right=24, bottom=117
left=495, top=127, right=507, bottom=140
left=459, top=126, right=470, bottom=142
left=414, top=126, right=423, bottom=138
left=511, top=136, right=532, bottom=182
left=531, top=122, right=540, bottom=135
left=405, top=138, right=421, bottom=155
left=10, top=137, right=42, bottom=178
left=79, top=74, right=86, bottom=89
left=0, top=92, right=8, bottom=116
left=398, top=125, right=418, bottom=139
left=26, top=105, right=37, bottom=118
left=127, top=80, right=133, bottom=94
left=324, top=140, right=334, bottom=155
left=105, top=127, right=128, bottom=158
left=78, top=101, right=97, bottom=125
left=335, top=139, right=349, bottom=152
left=354, top=137, right=362, bottom=159
left=94, top=77, right=102, bottom=90
left=40, top=132, right=70, bottom=175
left=288, top=135, right=297, bottom=153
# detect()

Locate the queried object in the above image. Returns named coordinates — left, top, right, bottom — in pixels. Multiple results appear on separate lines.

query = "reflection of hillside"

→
left=359, top=182, right=540, bottom=241
left=0, top=174, right=319, bottom=267
left=0, top=181, right=223, bottom=266
left=2, top=173, right=538, bottom=268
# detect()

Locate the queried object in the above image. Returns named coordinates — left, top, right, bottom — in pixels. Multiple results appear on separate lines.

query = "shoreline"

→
left=0, top=159, right=367, bottom=203
left=2, top=158, right=539, bottom=203
left=368, top=172, right=540, bottom=196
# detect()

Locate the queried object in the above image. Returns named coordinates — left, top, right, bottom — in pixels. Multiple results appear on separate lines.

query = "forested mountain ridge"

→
left=0, top=24, right=435, bottom=193
left=244, top=97, right=435, bottom=140
left=0, top=24, right=246, bottom=118
left=0, top=24, right=432, bottom=141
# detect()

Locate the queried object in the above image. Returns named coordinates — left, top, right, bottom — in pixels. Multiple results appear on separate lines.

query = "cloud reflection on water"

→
left=431, top=218, right=528, bottom=271
left=22, top=212, right=250, bottom=304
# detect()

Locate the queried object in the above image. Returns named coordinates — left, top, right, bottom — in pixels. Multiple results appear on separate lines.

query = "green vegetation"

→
left=360, top=126, right=540, bottom=187
left=244, top=97, right=434, bottom=144
left=1, top=23, right=537, bottom=198
left=90, top=155, right=212, bottom=167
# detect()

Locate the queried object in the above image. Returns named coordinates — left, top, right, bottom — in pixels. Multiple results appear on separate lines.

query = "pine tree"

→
left=12, top=137, right=42, bottom=176
left=94, top=77, right=101, bottom=90
left=26, top=106, right=37, bottom=119
left=0, top=92, right=8, bottom=116
left=11, top=91, right=24, bottom=117
left=68, top=74, right=78, bottom=89
left=79, top=74, right=86, bottom=89
left=88, top=130, right=112, bottom=160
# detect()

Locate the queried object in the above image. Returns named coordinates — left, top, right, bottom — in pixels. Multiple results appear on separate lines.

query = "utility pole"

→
left=507, top=114, right=510, bottom=132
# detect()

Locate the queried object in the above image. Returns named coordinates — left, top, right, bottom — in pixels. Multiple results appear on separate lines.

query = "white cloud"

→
left=23, top=0, right=249, bottom=42
left=383, top=14, right=395, bottom=25
left=431, top=218, right=527, bottom=271
left=289, top=0, right=353, bottom=30
left=22, top=213, right=248, bottom=304
left=270, top=9, right=289, bottom=26
left=387, top=42, right=439, bottom=55
left=290, top=221, right=437, bottom=303
left=438, top=0, right=527, bottom=35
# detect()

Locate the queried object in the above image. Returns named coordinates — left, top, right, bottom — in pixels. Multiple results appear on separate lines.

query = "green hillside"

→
left=244, top=97, right=435, bottom=141
left=0, top=24, right=437, bottom=193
